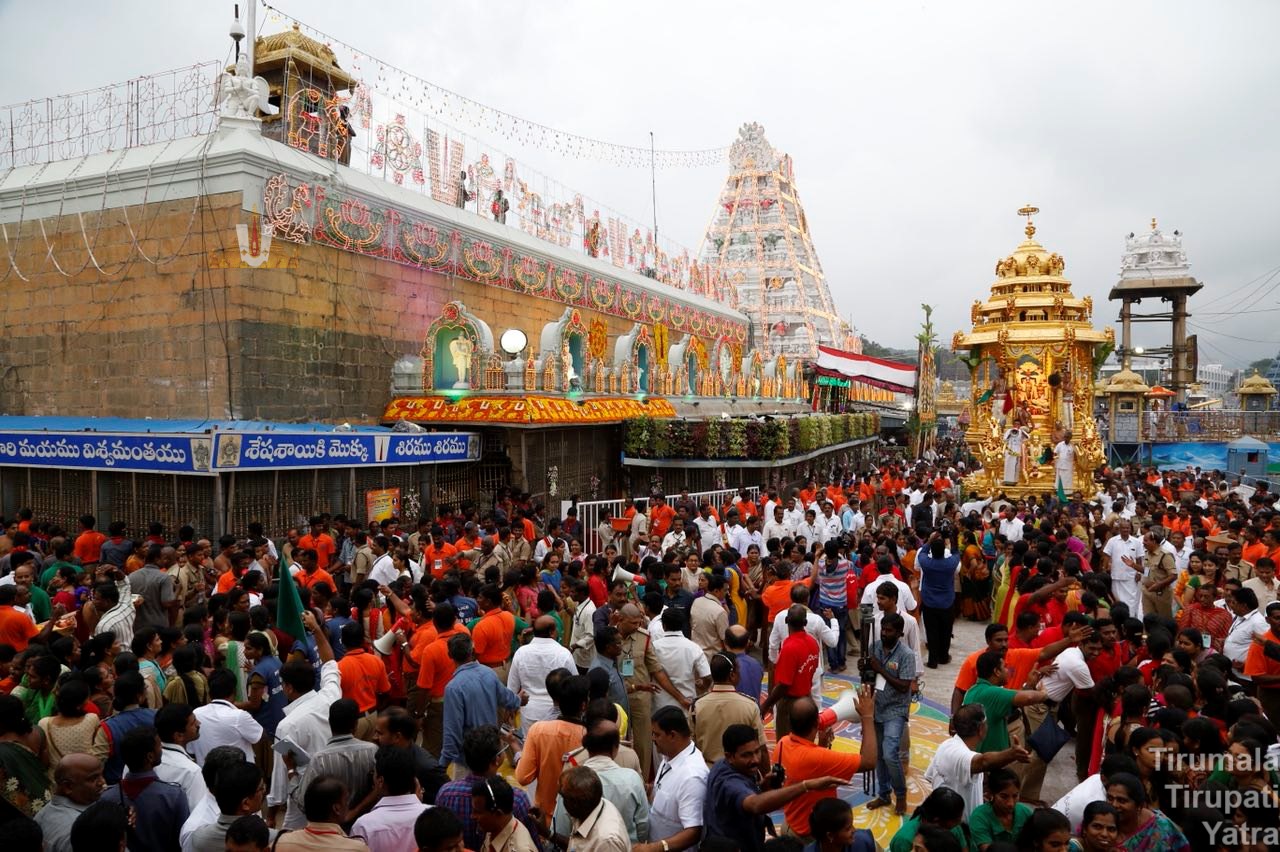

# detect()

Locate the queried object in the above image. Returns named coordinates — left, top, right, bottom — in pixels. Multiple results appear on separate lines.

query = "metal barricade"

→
left=563, top=486, right=760, bottom=556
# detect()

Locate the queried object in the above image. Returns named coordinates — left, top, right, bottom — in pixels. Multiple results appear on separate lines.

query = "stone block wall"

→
left=0, top=191, right=665, bottom=422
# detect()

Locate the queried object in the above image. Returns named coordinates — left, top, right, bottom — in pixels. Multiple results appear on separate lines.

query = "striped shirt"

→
left=815, top=557, right=852, bottom=608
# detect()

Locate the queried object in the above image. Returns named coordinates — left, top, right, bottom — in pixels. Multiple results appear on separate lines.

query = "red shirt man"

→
left=73, top=522, right=107, bottom=565
left=472, top=594, right=516, bottom=666
left=774, top=629, right=820, bottom=699
left=649, top=499, right=675, bottom=539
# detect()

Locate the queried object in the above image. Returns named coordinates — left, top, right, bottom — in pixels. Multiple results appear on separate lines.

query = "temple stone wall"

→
left=0, top=192, right=654, bottom=422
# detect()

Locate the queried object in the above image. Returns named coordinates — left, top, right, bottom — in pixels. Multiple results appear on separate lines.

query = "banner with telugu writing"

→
left=0, top=433, right=210, bottom=474
left=211, top=432, right=479, bottom=471
left=382, top=395, right=677, bottom=424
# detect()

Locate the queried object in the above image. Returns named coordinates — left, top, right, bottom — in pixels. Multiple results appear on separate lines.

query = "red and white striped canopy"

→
left=815, top=345, right=917, bottom=394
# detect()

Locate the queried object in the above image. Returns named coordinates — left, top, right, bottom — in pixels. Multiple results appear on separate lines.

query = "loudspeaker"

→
left=373, top=629, right=399, bottom=656
left=818, top=688, right=859, bottom=729
left=612, top=564, right=647, bottom=585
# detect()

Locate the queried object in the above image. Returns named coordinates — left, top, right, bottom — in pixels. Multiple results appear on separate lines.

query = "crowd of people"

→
left=1, top=442, right=1280, bottom=851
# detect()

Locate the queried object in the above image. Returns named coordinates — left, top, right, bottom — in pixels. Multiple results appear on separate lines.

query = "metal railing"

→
left=0, top=62, right=220, bottom=170
left=561, top=486, right=761, bottom=556
left=1110, top=410, right=1280, bottom=443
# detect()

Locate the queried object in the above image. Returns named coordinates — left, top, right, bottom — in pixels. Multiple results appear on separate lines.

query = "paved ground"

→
left=916, top=617, right=1080, bottom=806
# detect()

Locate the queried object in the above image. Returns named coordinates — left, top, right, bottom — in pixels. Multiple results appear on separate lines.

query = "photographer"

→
left=917, top=533, right=962, bottom=669
left=702, top=723, right=844, bottom=852
left=863, top=612, right=916, bottom=816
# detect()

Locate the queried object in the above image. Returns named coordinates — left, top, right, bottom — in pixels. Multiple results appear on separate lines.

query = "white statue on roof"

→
left=215, top=56, right=279, bottom=121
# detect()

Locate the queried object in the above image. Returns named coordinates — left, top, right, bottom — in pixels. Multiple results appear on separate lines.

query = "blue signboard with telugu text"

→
left=211, top=431, right=479, bottom=470
left=0, top=430, right=479, bottom=475
left=0, top=433, right=209, bottom=474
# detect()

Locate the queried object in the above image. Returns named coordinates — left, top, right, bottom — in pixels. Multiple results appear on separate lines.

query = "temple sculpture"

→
left=952, top=205, right=1114, bottom=498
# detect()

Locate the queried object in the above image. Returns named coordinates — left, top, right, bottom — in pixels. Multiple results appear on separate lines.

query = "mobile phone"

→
left=1201, top=632, right=1211, bottom=649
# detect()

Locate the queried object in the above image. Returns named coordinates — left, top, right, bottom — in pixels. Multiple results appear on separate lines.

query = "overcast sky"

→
left=4, top=1, right=1278, bottom=368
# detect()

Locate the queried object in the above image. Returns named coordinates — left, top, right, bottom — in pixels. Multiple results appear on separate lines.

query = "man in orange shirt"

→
left=416, top=603, right=469, bottom=758
left=73, top=514, right=107, bottom=566
left=471, top=585, right=516, bottom=684
left=422, top=528, right=460, bottom=582
left=949, top=622, right=1090, bottom=722
left=774, top=690, right=877, bottom=838
left=337, top=621, right=391, bottom=740
left=298, top=515, right=337, bottom=571
left=1244, top=601, right=1280, bottom=722
left=294, top=548, right=336, bottom=594
left=649, top=495, right=676, bottom=541
left=1243, top=526, right=1268, bottom=567
left=514, top=673, right=588, bottom=815
left=0, top=585, right=43, bottom=652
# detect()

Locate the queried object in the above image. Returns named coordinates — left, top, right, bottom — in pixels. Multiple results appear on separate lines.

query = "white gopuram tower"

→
left=698, top=123, right=857, bottom=360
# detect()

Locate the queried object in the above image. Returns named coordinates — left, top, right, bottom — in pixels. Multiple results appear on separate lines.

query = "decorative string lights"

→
left=259, top=2, right=728, bottom=169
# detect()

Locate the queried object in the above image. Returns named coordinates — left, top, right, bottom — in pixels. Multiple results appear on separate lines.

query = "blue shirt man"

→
left=727, top=628, right=764, bottom=703
left=106, top=726, right=191, bottom=852
left=917, top=543, right=961, bottom=609
left=440, top=646, right=522, bottom=768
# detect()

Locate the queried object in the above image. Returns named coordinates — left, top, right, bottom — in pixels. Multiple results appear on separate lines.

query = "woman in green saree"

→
left=0, top=693, right=50, bottom=820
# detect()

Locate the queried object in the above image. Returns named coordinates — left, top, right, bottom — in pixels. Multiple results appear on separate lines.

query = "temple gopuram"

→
left=952, top=206, right=1113, bottom=498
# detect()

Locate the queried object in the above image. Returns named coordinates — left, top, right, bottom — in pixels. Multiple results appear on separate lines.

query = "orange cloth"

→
left=338, top=648, right=391, bottom=712
left=0, top=605, right=38, bottom=651
left=472, top=610, right=515, bottom=665
left=1244, top=634, right=1280, bottom=681
left=415, top=624, right=469, bottom=696
left=215, top=570, right=238, bottom=595
left=298, top=532, right=336, bottom=569
left=296, top=568, right=336, bottom=592
left=1244, top=542, right=1268, bottom=566
left=761, top=580, right=795, bottom=623
left=774, top=734, right=862, bottom=836
left=650, top=504, right=676, bottom=538
left=73, top=531, right=107, bottom=564
left=422, top=542, right=459, bottom=580
left=515, top=719, right=586, bottom=814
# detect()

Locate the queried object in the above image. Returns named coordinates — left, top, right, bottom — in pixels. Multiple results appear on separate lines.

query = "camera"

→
left=769, top=762, right=786, bottom=787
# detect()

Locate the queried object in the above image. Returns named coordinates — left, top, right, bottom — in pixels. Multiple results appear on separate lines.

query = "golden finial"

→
left=1151, top=217, right=1158, bottom=232
left=1017, top=203, right=1039, bottom=239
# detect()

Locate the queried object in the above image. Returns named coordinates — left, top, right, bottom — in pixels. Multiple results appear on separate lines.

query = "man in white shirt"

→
left=190, top=669, right=264, bottom=763
left=1163, top=529, right=1193, bottom=573
left=367, top=538, right=397, bottom=587
left=651, top=609, right=711, bottom=712
left=818, top=502, right=843, bottom=545
left=1050, top=754, right=1136, bottom=832
left=724, top=510, right=752, bottom=558
left=508, top=615, right=577, bottom=736
left=570, top=581, right=599, bottom=671
left=351, top=747, right=428, bottom=852
left=1053, top=432, right=1076, bottom=493
left=868, top=580, right=922, bottom=671
left=660, top=518, right=688, bottom=555
left=795, top=509, right=824, bottom=548
left=960, top=495, right=992, bottom=518
left=267, top=612, right=341, bottom=816
left=1024, top=635, right=1103, bottom=804
left=767, top=584, right=839, bottom=704
left=924, top=704, right=1030, bottom=819
left=782, top=497, right=805, bottom=535
left=997, top=506, right=1024, bottom=544
left=1244, top=558, right=1280, bottom=610
left=1224, top=587, right=1268, bottom=681
left=648, top=706, right=708, bottom=852
left=860, top=572, right=918, bottom=614
left=692, top=505, right=721, bottom=556
left=842, top=502, right=866, bottom=536
left=151, top=703, right=208, bottom=811
left=1102, top=520, right=1145, bottom=618
left=762, top=505, right=793, bottom=544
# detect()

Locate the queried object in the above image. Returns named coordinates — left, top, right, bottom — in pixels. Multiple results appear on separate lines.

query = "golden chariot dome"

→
left=1239, top=370, right=1277, bottom=396
left=952, top=205, right=1114, bottom=498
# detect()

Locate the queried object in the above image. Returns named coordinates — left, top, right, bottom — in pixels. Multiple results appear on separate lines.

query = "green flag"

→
left=277, top=563, right=308, bottom=647
left=1056, top=479, right=1068, bottom=506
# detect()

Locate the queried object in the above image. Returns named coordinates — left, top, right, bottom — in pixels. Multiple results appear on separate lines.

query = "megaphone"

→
left=818, top=688, right=860, bottom=729
left=611, top=564, right=647, bottom=585
left=373, top=630, right=400, bottom=656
